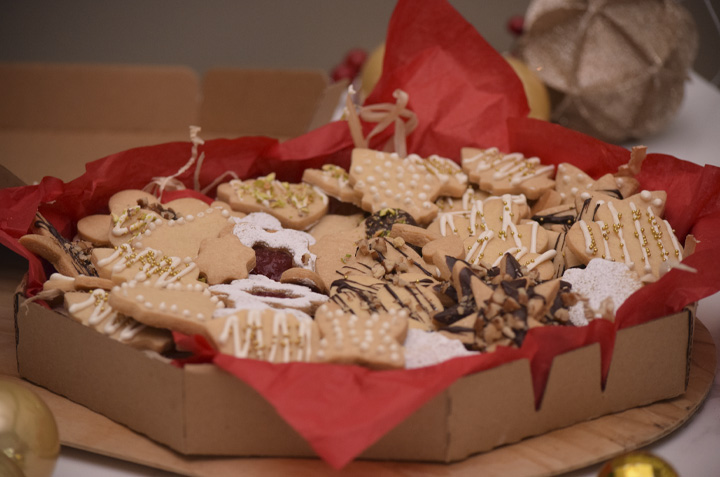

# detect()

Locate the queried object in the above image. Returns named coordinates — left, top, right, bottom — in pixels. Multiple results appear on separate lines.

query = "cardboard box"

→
left=14, top=299, right=693, bottom=462
left=2, top=63, right=695, bottom=466
left=0, top=62, right=346, bottom=184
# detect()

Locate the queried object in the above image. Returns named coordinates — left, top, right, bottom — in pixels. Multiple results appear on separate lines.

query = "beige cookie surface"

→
left=302, top=165, right=362, bottom=206
left=195, top=234, right=256, bottom=285
left=567, top=191, right=682, bottom=280
left=131, top=206, right=234, bottom=261
left=77, top=214, right=113, bottom=246
left=216, top=173, right=329, bottom=230
left=461, top=147, right=554, bottom=200
left=308, top=213, right=365, bottom=241
left=201, top=309, right=319, bottom=363
left=108, top=281, right=224, bottom=340
left=91, top=244, right=201, bottom=286
left=314, top=302, right=408, bottom=370
left=348, top=148, right=468, bottom=225
left=210, top=274, right=328, bottom=318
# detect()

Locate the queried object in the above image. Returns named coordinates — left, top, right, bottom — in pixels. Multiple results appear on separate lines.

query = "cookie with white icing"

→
left=91, top=244, right=201, bottom=287
left=314, top=302, right=408, bottom=370
left=566, top=190, right=682, bottom=280
left=210, top=274, right=328, bottom=319
left=348, top=148, right=468, bottom=225
left=216, top=173, right=329, bottom=230
left=65, top=289, right=172, bottom=353
left=202, top=309, right=319, bottom=363
left=461, top=147, right=555, bottom=200
left=108, top=280, right=225, bottom=340
left=302, top=164, right=362, bottom=206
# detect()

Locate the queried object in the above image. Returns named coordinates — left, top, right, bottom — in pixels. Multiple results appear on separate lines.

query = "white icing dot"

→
left=640, top=190, right=652, bottom=200
left=135, top=294, right=145, bottom=302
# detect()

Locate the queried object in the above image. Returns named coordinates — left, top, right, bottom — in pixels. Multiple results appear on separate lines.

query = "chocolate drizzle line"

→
left=33, top=213, right=97, bottom=276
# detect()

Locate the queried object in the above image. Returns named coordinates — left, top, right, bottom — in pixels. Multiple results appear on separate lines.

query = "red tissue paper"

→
left=1, top=0, right=719, bottom=470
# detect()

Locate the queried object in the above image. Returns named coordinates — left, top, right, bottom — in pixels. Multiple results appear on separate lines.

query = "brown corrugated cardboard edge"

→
left=14, top=293, right=698, bottom=464
left=0, top=63, right=344, bottom=184
left=5, top=316, right=715, bottom=477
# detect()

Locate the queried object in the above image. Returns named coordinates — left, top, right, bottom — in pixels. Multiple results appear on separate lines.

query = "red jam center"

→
left=252, top=246, right=293, bottom=281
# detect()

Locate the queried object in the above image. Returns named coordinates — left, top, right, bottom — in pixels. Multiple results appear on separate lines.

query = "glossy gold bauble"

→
left=0, top=379, right=60, bottom=477
left=504, top=55, right=551, bottom=121
left=360, top=43, right=386, bottom=99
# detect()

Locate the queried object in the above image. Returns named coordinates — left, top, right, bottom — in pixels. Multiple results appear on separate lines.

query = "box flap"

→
left=0, top=63, right=199, bottom=132
left=199, top=68, right=330, bottom=139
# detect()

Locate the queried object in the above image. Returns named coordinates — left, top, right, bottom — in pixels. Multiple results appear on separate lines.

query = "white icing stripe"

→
left=663, top=219, right=683, bottom=261
left=596, top=220, right=612, bottom=260
left=629, top=202, right=651, bottom=272
left=465, top=230, right=494, bottom=263
left=608, top=201, right=633, bottom=268
left=526, top=250, right=557, bottom=271
left=530, top=221, right=538, bottom=254
left=578, top=220, right=594, bottom=255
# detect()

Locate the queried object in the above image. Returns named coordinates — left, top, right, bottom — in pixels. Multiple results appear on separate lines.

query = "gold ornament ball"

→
left=504, top=54, right=551, bottom=121
left=360, top=43, right=386, bottom=99
left=0, top=379, right=60, bottom=477
left=359, top=42, right=550, bottom=121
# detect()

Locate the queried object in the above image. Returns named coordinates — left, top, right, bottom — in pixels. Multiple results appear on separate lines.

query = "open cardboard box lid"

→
left=0, top=62, right=347, bottom=184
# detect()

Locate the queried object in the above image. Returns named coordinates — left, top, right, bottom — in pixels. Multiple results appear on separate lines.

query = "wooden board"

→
left=2, top=318, right=715, bottom=477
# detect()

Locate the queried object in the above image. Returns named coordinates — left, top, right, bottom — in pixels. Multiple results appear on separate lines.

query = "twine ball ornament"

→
left=515, top=0, right=698, bottom=143
left=0, top=379, right=60, bottom=477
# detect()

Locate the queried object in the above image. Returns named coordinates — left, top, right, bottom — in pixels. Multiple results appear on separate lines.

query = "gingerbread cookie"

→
left=308, top=213, right=365, bottom=241
left=108, top=281, right=224, bottom=339
left=314, top=302, right=408, bottom=370
left=76, top=214, right=112, bottom=246
left=230, top=213, right=317, bottom=272
left=433, top=255, right=577, bottom=352
left=202, top=309, right=319, bottom=363
left=20, top=213, right=97, bottom=277
left=302, top=164, right=362, bottom=206
left=566, top=190, right=681, bottom=280
left=216, top=173, right=329, bottom=230
left=131, top=205, right=234, bottom=261
left=348, top=148, right=468, bottom=224
left=329, top=273, right=441, bottom=330
left=65, top=289, right=172, bottom=353
left=195, top=233, right=256, bottom=285
left=91, top=244, right=201, bottom=287
left=210, top=274, right=328, bottom=319
left=461, top=147, right=555, bottom=200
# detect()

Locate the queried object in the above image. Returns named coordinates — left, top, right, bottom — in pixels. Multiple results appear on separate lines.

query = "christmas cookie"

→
left=461, top=147, right=555, bottom=199
left=348, top=148, right=468, bottom=224
left=65, top=289, right=172, bottom=353
left=314, top=302, right=408, bottom=370
left=216, top=173, right=329, bottom=230
left=566, top=190, right=681, bottom=280
left=195, top=233, right=256, bottom=285
left=302, top=164, right=362, bottom=206
left=210, top=274, right=328, bottom=319
left=20, top=214, right=97, bottom=277
left=202, top=309, right=319, bottom=363
left=108, top=280, right=225, bottom=339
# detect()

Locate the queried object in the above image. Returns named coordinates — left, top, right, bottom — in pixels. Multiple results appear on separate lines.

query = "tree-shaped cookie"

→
left=314, top=302, right=408, bottom=369
left=461, top=147, right=555, bottom=200
left=348, top=148, right=468, bottom=225
left=566, top=190, right=683, bottom=280
left=201, top=309, right=319, bottom=363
